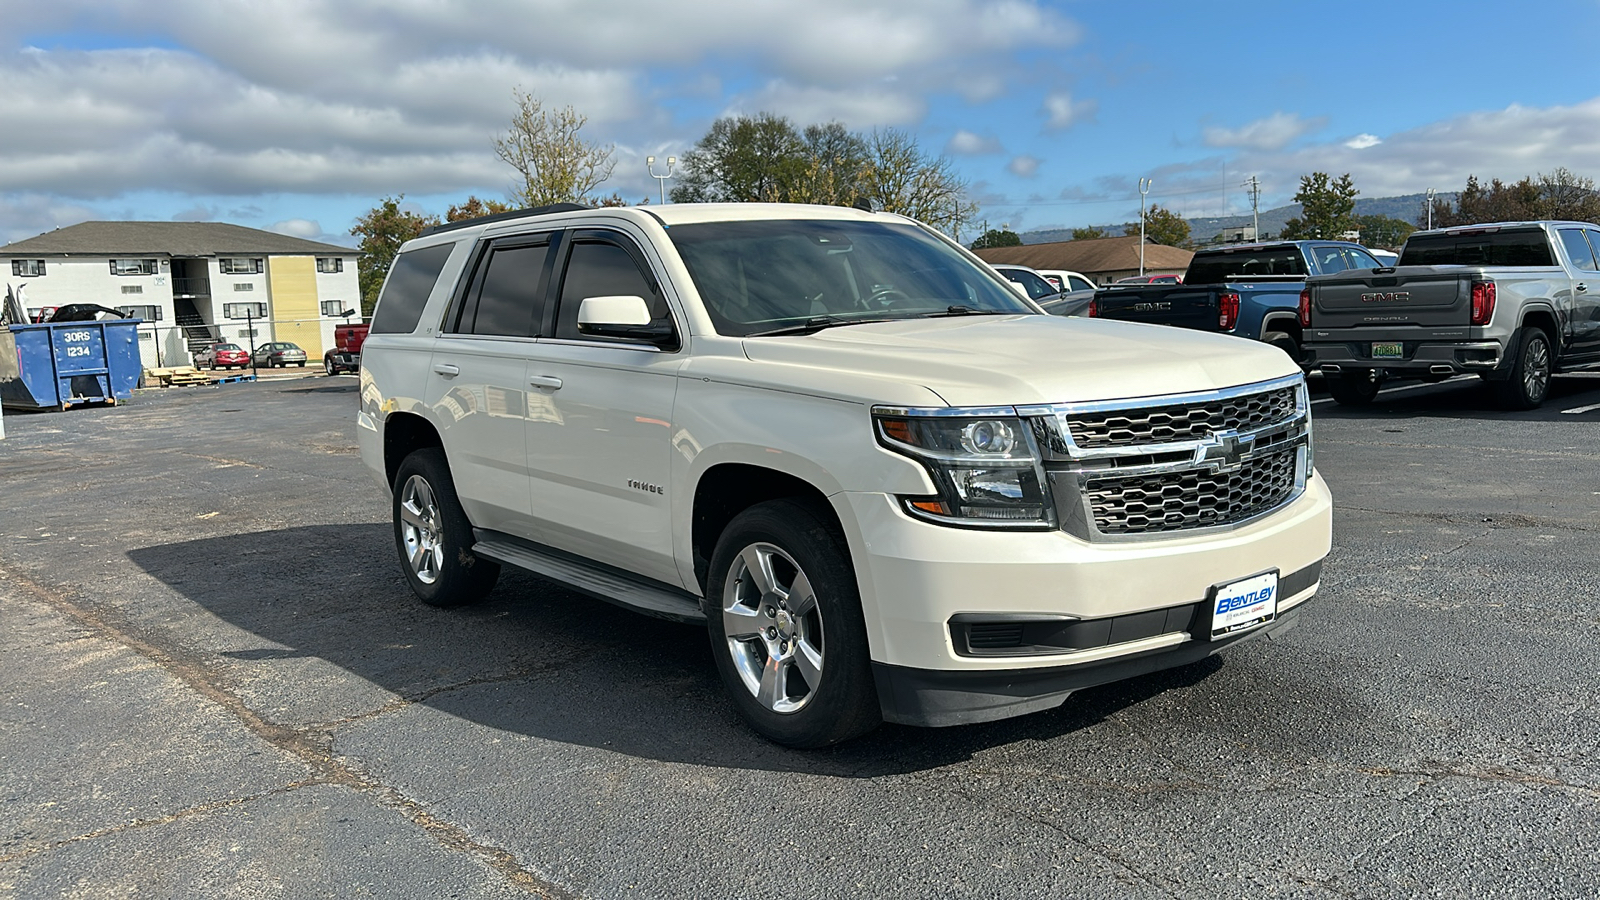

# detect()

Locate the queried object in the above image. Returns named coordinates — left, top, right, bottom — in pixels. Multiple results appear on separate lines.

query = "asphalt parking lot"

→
left=2, top=371, right=1598, bottom=899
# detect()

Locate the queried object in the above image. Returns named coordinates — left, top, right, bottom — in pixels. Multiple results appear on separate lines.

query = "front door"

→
left=1556, top=227, right=1600, bottom=357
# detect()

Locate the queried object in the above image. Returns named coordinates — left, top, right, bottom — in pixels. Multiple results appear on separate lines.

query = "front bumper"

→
left=836, top=470, right=1332, bottom=701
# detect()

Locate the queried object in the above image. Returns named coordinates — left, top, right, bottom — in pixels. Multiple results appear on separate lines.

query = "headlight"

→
left=874, top=410, right=1053, bottom=528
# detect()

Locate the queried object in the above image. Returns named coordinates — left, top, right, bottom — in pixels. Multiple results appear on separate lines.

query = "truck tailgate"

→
left=1307, top=267, right=1471, bottom=328
left=1092, top=285, right=1221, bottom=331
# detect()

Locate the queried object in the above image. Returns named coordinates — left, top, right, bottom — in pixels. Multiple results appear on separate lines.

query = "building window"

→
left=116, top=304, right=163, bottom=321
left=121, top=285, right=144, bottom=294
left=320, top=300, right=348, bottom=316
left=110, top=259, right=158, bottom=276
left=233, top=282, right=255, bottom=292
left=219, top=258, right=263, bottom=274
left=11, top=259, right=46, bottom=276
left=238, top=328, right=258, bottom=338
left=316, top=257, right=344, bottom=273
left=224, top=302, right=267, bottom=319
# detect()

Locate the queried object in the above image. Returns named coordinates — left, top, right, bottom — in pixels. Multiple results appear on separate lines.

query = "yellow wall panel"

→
left=267, top=256, right=323, bottom=357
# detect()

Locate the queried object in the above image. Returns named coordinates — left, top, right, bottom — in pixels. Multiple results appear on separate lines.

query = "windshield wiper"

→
left=920, top=305, right=1015, bottom=318
left=747, top=315, right=895, bottom=337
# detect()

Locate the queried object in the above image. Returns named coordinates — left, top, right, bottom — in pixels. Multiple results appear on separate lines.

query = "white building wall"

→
left=314, top=257, right=362, bottom=354
left=2, top=255, right=181, bottom=368
left=203, top=257, right=271, bottom=350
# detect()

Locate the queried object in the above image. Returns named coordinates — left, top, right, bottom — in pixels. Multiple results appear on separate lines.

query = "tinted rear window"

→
left=1399, top=229, right=1555, bottom=267
left=370, top=243, right=455, bottom=334
left=1184, top=247, right=1307, bottom=284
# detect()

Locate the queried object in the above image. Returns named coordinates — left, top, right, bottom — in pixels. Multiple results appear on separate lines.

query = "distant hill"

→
left=1021, top=193, right=1455, bottom=246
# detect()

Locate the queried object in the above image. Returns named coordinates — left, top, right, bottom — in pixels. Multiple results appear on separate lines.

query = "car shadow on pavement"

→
left=1310, top=373, right=1600, bottom=421
left=127, top=524, right=1222, bottom=777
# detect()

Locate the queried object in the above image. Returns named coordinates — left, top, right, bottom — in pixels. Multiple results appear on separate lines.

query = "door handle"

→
left=528, top=375, right=564, bottom=390
left=1578, top=283, right=1588, bottom=293
left=432, top=363, right=460, bottom=376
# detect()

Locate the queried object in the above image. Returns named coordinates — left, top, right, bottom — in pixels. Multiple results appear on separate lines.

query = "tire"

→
left=391, top=448, right=499, bottom=607
left=1262, top=331, right=1302, bottom=365
left=1328, top=369, right=1381, bottom=406
left=324, top=356, right=339, bottom=376
left=705, top=498, right=880, bottom=748
left=1492, top=327, right=1552, bottom=410
left=296, top=361, right=305, bottom=367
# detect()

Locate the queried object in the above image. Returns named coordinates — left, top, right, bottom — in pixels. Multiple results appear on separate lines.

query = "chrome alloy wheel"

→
left=398, top=474, right=445, bottom=585
left=721, top=542, right=825, bottom=714
left=1524, top=335, right=1551, bottom=400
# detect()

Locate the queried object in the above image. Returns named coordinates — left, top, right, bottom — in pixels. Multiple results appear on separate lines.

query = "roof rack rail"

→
left=420, top=202, right=591, bottom=237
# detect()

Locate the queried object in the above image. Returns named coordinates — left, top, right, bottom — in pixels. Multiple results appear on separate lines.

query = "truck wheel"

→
left=1492, top=328, right=1552, bottom=410
left=392, top=448, right=499, bottom=607
left=1262, top=331, right=1302, bottom=364
left=706, top=499, right=880, bottom=748
left=1328, top=370, right=1381, bottom=406
left=325, top=356, right=339, bottom=376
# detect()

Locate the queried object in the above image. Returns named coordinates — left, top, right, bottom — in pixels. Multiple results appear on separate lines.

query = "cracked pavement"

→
left=1, top=373, right=1598, bottom=898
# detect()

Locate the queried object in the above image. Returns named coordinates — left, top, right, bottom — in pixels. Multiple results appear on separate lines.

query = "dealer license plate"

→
left=1208, top=571, right=1279, bottom=640
left=1371, top=341, right=1403, bottom=359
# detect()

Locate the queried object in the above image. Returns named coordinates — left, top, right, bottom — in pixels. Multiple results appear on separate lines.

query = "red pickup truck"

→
left=324, top=323, right=368, bottom=375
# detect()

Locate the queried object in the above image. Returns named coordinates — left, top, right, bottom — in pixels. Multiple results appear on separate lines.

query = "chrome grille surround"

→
left=1017, top=374, right=1312, bottom=542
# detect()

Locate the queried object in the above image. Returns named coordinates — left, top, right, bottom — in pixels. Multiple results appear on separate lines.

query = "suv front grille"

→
left=1086, top=447, right=1298, bottom=535
left=1063, top=386, right=1297, bottom=449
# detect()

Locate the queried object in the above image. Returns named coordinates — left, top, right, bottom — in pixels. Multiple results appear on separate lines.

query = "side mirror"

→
left=577, top=296, right=675, bottom=347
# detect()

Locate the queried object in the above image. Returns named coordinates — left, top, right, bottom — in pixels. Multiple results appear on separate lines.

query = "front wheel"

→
left=1492, top=328, right=1551, bottom=410
left=324, top=357, right=339, bottom=376
left=706, top=499, right=880, bottom=748
left=392, top=448, right=499, bottom=607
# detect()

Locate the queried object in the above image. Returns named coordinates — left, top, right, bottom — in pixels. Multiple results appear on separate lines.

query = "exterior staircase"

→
left=173, top=297, right=219, bottom=356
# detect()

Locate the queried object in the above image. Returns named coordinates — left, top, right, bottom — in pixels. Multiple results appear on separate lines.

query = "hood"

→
left=739, top=315, right=1300, bottom=407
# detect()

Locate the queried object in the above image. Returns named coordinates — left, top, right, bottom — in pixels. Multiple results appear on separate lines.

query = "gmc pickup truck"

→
left=357, top=202, right=1333, bottom=747
left=1091, top=241, right=1385, bottom=362
left=1303, top=221, right=1600, bottom=408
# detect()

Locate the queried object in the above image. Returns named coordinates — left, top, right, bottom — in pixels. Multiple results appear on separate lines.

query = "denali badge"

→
left=1360, top=291, right=1410, bottom=303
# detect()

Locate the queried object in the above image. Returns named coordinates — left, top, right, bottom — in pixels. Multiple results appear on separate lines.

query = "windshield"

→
left=1184, top=247, right=1307, bottom=284
left=668, top=219, right=1034, bottom=336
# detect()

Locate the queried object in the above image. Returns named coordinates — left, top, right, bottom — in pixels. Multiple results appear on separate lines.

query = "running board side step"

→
left=472, top=530, right=707, bottom=625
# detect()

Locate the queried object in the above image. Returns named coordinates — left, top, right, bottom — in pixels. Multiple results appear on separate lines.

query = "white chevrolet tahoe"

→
left=356, top=202, right=1333, bottom=748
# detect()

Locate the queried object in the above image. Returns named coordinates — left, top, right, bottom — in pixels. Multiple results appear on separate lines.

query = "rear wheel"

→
left=1492, top=327, right=1552, bottom=410
left=392, top=448, right=499, bottom=607
left=324, top=356, right=339, bottom=375
left=1328, top=369, right=1381, bottom=406
left=706, top=499, right=880, bottom=748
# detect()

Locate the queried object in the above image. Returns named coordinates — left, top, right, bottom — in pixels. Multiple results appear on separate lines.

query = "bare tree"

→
left=493, top=90, right=616, bottom=207
left=863, top=128, right=977, bottom=236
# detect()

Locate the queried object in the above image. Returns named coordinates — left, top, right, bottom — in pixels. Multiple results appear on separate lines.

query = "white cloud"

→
left=946, top=130, right=1004, bottom=155
left=1042, top=92, right=1097, bottom=132
left=268, top=219, right=323, bottom=239
left=1202, top=112, right=1324, bottom=151
left=1007, top=155, right=1041, bottom=178
left=1345, top=133, right=1382, bottom=149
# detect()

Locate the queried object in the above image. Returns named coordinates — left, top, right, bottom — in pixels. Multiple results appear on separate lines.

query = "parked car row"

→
left=194, top=341, right=308, bottom=369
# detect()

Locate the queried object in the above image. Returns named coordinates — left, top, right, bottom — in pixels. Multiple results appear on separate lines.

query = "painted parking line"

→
left=1310, top=375, right=1475, bottom=406
left=1560, top=402, right=1600, bottom=415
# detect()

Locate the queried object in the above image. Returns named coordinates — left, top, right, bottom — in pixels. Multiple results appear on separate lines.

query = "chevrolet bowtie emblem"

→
left=1196, top=430, right=1253, bottom=472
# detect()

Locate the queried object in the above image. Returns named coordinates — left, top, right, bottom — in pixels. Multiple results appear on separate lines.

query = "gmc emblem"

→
left=1131, top=301, right=1172, bottom=312
left=1360, top=291, right=1410, bottom=303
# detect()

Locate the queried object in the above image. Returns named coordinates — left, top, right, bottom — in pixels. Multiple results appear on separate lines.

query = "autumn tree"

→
left=1281, top=172, right=1359, bottom=240
left=1070, top=225, right=1108, bottom=241
left=446, top=195, right=513, bottom=222
left=494, top=90, right=616, bottom=207
left=970, top=228, right=1022, bottom=250
left=1123, top=204, right=1191, bottom=247
left=350, top=196, right=440, bottom=315
left=1428, top=169, right=1600, bottom=227
left=1354, top=214, right=1415, bottom=250
left=861, top=128, right=978, bottom=235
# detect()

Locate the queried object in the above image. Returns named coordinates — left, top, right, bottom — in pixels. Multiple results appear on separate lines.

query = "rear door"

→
left=1555, top=227, right=1600, bottom=355
left=424, top=232, right=556, bottom=534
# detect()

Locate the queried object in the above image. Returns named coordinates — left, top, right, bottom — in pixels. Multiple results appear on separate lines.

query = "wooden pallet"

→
left=145, top=366, right=213, bottom=387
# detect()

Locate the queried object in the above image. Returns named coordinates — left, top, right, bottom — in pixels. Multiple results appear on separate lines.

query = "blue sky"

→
left=2, top=0, right=1598, bottom=247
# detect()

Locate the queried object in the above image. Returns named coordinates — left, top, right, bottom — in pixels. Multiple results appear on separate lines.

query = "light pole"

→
left=647, top=155, right=677, bottom=206
left=1138, top=178, right=1153, bottom=276
left=1425, top=188, right=1436, bottom=230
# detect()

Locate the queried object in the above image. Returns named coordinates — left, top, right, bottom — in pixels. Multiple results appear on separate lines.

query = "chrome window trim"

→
left=871, top=405, right=1019, bottom=418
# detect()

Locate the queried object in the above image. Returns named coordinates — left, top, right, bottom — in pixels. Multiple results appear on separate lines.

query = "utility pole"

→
left=1138, top=178, right=1153, bottom=276
left=1425, top=188, right=1436, bottom=230
left=647, top=155, right=677, bottom=206
left=1243, top=176, right=1262, bottom=240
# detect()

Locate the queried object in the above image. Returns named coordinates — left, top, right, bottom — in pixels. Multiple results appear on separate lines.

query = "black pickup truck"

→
left=1091, top=241, right=1385, bottom=362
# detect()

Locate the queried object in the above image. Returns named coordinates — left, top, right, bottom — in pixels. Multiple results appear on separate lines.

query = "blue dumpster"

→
left=0, top=319, right=143, bottom=411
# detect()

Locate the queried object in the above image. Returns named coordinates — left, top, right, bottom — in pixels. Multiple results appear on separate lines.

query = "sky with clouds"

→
left=2, top=0, right=1598, bottom=247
